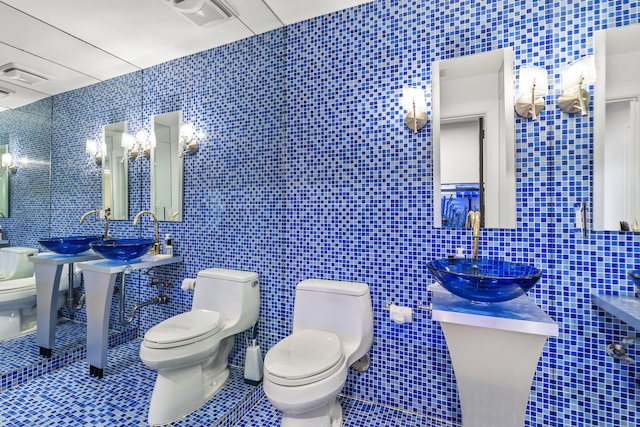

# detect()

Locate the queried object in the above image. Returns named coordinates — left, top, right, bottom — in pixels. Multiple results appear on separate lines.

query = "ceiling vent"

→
left=0, top=87, right=14, bottom=98
left=0, top=63, right=49, bottom=85
left=168, top=0, right=237, bottom=28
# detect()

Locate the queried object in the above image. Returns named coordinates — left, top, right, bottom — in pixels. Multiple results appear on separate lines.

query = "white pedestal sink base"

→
left=440, top=322, right=548, bottom=427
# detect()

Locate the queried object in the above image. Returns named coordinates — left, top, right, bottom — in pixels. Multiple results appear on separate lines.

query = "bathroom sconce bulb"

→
left=515, top=66, right=548, bottom=121
left=179, top=123, right=199, bottom=156
left=135, top=129, right=154, bottom=159
left=402, top=87, right=428, bottom=133
left=86, top=139, right=102, bottom=165
left=1, top=153, right=16, bottom=174
left=558, top=56, right=596, bottom=116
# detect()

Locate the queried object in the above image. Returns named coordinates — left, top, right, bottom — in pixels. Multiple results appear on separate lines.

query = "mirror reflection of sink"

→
left=38, top=235, right=101, bottom=255
left=90, top=238, right=155, bottom=261
left=426, top=257, right=542, bottom=303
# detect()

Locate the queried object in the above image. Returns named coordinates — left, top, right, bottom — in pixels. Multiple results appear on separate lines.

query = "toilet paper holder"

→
left=384, top=301, right=431, bottom=313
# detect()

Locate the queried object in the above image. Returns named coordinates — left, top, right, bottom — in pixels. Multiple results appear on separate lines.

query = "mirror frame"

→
left=432, top=47, right=516, bottom=229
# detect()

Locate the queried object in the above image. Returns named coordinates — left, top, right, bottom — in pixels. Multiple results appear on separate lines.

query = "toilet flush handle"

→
left=351, top=353, right=370, bottom=372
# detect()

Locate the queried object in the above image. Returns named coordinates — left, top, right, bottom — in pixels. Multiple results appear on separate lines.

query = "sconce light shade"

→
left=558, top=55, right=596, bottom=116
left=179, top=123, right=199, bottom=155
left=1, top=153, right=16, bottom=173
left=135, top=130, right=153, bottom=158
left=402, top=87, right=428, bottom=133
left=86, top=139, right=102, bottom=165
left=121, top=133, right=135, bottom=150
left=515, top=66, right=548, bottom=120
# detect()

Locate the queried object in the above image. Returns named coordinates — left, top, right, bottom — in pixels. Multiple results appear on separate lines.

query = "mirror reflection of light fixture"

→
left=558, top=56, right=596, bottom=116
left=515, top=66, right=548, bottom=121
left=1, top=153, right=16, bottom=174
left=135, top=129, right=155, bottom=159
left=121, top=132, right=139, bottom=160
left=179, top=123, right=199, bottom=156
left=402, top=87, right=428, bottom=133
left=86, top=139, right=102, bottom=165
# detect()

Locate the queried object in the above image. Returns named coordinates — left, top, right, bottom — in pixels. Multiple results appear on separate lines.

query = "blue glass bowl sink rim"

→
left=38, top=235, right=101, bottom=255
left=426, top=257, right=542, bottom=303
left=89, top=238, right=155, bottom=261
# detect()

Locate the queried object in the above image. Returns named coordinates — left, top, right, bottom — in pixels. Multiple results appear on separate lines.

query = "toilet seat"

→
left=264, top=329, right=346, bottom=387
left=144, top=309, right=224, bottom=349
left=0, top=277, right=35, bottom=294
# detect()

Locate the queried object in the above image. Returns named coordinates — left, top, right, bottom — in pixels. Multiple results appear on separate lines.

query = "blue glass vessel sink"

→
left=90, top=238, right=155, bottom=261
left=38, top=235, right=101, bottom=255
left=427, top=258, right=542, bottom=303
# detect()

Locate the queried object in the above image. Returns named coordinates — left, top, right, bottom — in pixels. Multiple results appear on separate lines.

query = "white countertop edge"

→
left=77, top=254, right=182, bottom=274
left=431, top=308, right=559, bottom=336
left=30, top=251, right=102, bottom=265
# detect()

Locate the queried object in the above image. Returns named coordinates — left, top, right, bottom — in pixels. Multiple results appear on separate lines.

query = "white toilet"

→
left=263, top=279, right=374, bottom=427
left=139, top=267, right=260, bottom=426
left=0, top=247, right=71, bottom=341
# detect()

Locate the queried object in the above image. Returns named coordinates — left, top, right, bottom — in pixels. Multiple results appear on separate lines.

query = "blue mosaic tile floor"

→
left=236, top=395, right=457, bottom=427
left=0, top=339, right=257, bottom=426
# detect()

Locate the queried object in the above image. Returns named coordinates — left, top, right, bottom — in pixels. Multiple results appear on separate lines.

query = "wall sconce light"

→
left=179, top=123, right=199, bottom=156
left=558, top=56, right=596, bottom=116
left=86, top=139, right=102, bottom=165
left=121, top=131, right=154, bottom=161
left=515, top=66, right=548, bottom=121
left=1, top=153, right=16, bottom=174
left=402, top=87, right=428, bottom=133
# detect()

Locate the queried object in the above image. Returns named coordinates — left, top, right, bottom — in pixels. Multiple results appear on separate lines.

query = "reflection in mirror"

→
left=102, top=122, right=129, bottom=220
left=432, top=48, right=516, bottom=229
left=594, top=23, right=640, bottom=231
left=0, top=144, right=7, bottom=217
left=151, top=111, right=183, bottom=222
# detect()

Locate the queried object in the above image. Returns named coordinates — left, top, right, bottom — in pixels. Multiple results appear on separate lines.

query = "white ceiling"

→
left=0, top=0, right=373, bottom=111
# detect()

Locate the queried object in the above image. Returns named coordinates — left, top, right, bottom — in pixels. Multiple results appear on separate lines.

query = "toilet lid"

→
left=264, top=329, right=344, bottom=384
left=144, top=309, right=223, bottom=348
left=0, top=277, right=35, bottom=294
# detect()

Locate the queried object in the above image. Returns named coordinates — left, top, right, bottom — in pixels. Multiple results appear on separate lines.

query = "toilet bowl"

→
left=0, top=251, right=72, bottom=341
left=263, top=279, right=374, bottom=427
left=140, top=268, right=259, bottom=426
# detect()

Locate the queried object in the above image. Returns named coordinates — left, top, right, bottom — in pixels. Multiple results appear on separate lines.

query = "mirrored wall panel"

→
left=593, top=23, right=640, bottom=231
left=102, top=121, right=129, bottom=220
left=150, top=111, right=183, bottom=222
left=432, top=48, right=516, bottom=229
left=0, top=144, right=8, bottom=217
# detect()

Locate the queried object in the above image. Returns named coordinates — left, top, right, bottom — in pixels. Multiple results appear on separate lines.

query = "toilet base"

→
left=281, top=400, right=343, bottom=427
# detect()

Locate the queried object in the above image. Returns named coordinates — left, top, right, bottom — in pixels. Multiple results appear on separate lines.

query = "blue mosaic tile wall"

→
left=2, top=0, right=639, bottom=426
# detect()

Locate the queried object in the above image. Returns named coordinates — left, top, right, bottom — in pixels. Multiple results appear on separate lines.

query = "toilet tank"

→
left=293, top=279, right=373, bottom=365
left=192, top=268, right=260, bottom=332
left=0, top=247, right=39, bottom=280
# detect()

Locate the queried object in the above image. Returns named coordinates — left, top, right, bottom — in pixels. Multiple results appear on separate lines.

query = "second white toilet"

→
left=263, top=279, right=374, bottom=427
left=140, top=267, right=259, bottom=426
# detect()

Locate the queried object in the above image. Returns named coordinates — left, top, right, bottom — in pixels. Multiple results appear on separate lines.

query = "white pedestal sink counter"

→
left=430, top=284, right=558, bottom=427
left=30, top=251, right=101, bottom=357
left=77, top=254, right=182, bottom=378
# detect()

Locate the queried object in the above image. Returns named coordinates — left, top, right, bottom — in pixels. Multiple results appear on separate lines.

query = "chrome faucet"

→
left=80, top=208, right=111, bottom=239
left=133, top=210, right=160, bottom=255
left=466, top=211, right=481, bottom=259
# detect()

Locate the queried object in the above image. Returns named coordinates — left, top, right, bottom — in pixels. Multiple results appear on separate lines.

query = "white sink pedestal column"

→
left=431, top=287, right=558, bottom=427
left=30, top=251, right=100, bottom=357
left=78, top=254, right=181, bottom=378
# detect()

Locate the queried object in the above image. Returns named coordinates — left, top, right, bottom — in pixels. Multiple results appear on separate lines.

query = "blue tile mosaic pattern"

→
left=0, top=339, right=258, bottom=426
left=0, top=1, right=639, bottom=426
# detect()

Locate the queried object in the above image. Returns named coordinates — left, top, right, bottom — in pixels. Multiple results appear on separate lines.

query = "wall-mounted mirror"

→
left=150, top=111, right=183, bottom=222
left=593, top=23, right=640, bottom=231
left=432, top=47, right=516, bottom=229
left=102, top=121, right=129, bottom=220
left=0, top=144, right=8, bottom=217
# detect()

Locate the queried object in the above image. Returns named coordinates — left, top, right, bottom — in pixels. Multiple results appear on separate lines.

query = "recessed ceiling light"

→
left=0, top=63, right=49, bottom=85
